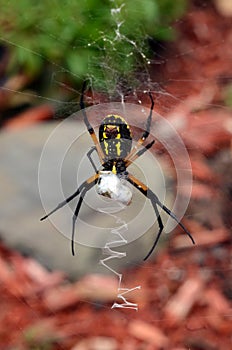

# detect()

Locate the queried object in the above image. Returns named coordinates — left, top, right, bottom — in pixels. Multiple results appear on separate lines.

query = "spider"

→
left=41, top=81, right=195, bottom=260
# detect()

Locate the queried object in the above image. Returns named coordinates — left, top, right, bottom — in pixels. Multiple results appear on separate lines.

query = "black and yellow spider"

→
left=41, top=82, right=195, bottom=260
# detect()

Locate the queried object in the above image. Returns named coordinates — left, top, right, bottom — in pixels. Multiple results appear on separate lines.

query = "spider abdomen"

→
left=99, top=115, right=132, bottom=160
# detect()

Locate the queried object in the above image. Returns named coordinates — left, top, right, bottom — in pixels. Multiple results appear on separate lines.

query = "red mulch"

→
left=1, top=2, right=232, bottom=350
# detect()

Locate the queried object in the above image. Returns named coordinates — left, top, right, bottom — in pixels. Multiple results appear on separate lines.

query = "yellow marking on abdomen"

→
left=112, top=163, right=117, bottom=174
left=103, top=140, right=109, bottom=155
left=116, top=141, right=121, bottom=156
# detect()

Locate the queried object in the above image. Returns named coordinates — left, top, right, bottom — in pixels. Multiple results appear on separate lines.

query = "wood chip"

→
left=173, top=228, right=230, bottom=249
left=128, top=320, right=169, bottom=347
left=203, top=289, right=231, bottom=315
left=164, top=277, right=204, bottom=325
left=71, top=337, right=118, bottom=350
left=44, top=274, right=119, bottom=311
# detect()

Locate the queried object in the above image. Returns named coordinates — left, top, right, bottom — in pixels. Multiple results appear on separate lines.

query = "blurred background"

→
left=0, top=0, right=232, bottom=349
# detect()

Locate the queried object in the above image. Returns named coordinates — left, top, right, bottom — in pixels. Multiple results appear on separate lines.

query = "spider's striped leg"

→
left=71, top=178, right=96, bottom=255
left=127, top=174, right=164, bottom=260
left=143, top=197, right=164, bottom=260
left=40, top=174, right=98, bottom=221
left=80, top=81, right=105, bottom=164
left=125, top=92, right=154, bottom=162
left=127, top=174, right=195, bottom=260
left=141, top=91, right=154, bottom=140
left=87, top=146, right=99, bottom=173
left=125, top=140, right=155, bottom=168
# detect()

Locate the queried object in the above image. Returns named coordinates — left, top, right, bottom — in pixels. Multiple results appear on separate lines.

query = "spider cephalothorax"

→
left=41, top=81, right=195, bottom=260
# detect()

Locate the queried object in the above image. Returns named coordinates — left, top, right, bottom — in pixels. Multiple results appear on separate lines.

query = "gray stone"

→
left=0, top=120, right=169, bottom=278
